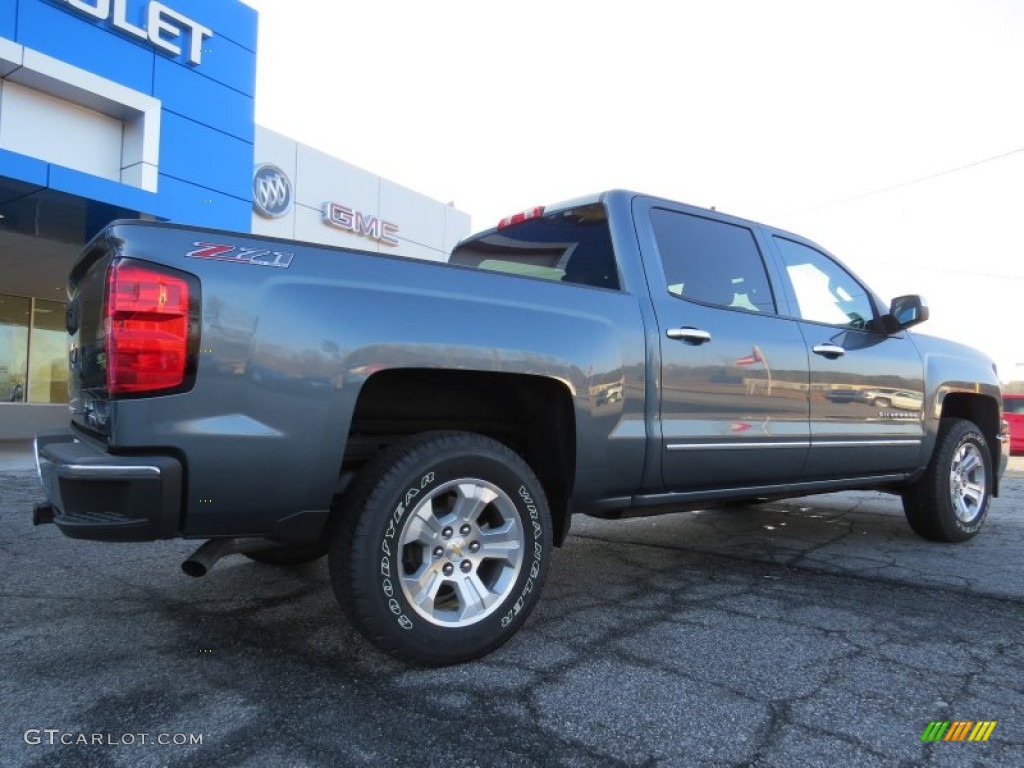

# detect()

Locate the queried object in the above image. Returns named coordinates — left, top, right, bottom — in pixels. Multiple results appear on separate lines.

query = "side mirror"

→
left=882, top=294, right=929, bottom=333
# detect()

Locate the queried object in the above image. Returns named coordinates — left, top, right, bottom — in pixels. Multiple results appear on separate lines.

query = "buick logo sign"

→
left=252, top=164, right=293, bottom=219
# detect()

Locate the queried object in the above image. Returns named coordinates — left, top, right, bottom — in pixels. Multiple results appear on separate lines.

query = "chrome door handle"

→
left=812, top=343, right=845, bottom=359
left=667, top=327, right=712, bottom=345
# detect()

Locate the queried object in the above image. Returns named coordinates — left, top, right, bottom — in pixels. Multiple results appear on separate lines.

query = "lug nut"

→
left=469, top=541, right=480, bottom=553
left=442, top=526, right=453, bottom=539
left=460, top=560, right=472, bottom=573
left=433, top=546, right=444, bottom=559
left=459, top=524, right=471, bottom=535
left=443, top=563, right=454, bottom=576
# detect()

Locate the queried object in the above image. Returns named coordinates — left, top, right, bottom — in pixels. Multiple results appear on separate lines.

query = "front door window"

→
left=773, top=237, right=875, bottom=329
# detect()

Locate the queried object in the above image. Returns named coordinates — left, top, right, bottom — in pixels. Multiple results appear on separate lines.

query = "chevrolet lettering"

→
left=54, top=0, right=213, bottom=65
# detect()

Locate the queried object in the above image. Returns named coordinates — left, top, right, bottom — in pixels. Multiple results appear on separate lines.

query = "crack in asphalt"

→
left=570, top=530, right=1024, bottom=607
left=3, top=469, right=1024, bottom=766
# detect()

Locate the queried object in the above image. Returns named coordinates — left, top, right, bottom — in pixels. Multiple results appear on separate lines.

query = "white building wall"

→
left=0, top=80, right=123, bottom=182
left=252, top=126, right=471, bottom=261
left=0, top=39, right=162, bottom=193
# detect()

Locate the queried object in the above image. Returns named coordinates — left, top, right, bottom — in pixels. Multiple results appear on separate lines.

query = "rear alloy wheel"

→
left=902, top=418, right=993, bottom=542
left=329, top=431, right=551, bottom=665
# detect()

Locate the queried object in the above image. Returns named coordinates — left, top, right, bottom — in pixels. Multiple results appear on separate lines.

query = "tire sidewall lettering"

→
left=500, top=486, right=544, bottom=629
left=378, top=472, right=436, bottom=633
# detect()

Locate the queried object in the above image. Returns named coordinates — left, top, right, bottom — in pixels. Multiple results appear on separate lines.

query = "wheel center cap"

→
left=447, top=540, right=465, bottom=560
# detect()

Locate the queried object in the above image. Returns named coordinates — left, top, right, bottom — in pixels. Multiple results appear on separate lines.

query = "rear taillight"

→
left=104, top=261, right=196, bottom=395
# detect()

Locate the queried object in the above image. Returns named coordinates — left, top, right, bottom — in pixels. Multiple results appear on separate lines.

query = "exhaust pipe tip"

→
left=181, top=538, right=277, bottom=577
left=181, top=538, right=239, bottom=578
left=181, top=558, right=209, bottom=578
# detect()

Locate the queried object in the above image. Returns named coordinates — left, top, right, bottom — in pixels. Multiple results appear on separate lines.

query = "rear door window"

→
left=650, top=208, right=776, bottom=313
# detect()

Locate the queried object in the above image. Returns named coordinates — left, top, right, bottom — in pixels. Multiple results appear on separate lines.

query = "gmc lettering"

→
left=323, top=202, right=400, bottom=246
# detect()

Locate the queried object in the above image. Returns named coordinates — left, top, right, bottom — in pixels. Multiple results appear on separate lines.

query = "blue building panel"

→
left=190, top=32, right=257, bottom=97
left=159, top=112, right=252, bottom=201
left=155, top=174, right=251, bottom=230
left=154, top=58, right=254, bottom=141
left=48, top=165, right=159, bottom=216
left=166, top=0, right=258, bottom=52
left=17, top=0, right=156, bottom=94
left=0, top=149, right=50, bottom=187
left=4, top=1, right=258, bottom=234
left=0, top=2, right=15, bottom=39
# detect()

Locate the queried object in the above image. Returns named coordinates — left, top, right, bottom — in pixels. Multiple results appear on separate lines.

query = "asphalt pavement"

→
left=1, top=445, right=1022, bottom=767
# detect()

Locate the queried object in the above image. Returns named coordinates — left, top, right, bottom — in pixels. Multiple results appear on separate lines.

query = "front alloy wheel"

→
left=949, top=440, right=987, bottom=525
left=903, top=417, right=993, bottom=542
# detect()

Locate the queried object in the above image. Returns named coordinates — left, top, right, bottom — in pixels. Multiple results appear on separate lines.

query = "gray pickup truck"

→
left=33, top=190, right=1008, bottom=664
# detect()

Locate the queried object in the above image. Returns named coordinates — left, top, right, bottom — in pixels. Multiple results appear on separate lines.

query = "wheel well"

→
left=940, top=392, right=1002, bottom=479
left=346, top=369, right=576, bottom=545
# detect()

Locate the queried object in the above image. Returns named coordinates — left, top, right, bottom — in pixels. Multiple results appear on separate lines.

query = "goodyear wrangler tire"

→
left=902, top=418, right=993, bottom=542
left=329, top=431, right=552, bottom=665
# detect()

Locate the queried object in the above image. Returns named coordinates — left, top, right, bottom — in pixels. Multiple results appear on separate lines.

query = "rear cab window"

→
left=449, top=203, right=620, bottom=291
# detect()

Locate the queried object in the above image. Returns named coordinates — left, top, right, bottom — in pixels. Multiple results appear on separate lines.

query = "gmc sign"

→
left=323, top=202, right=400, bottom=247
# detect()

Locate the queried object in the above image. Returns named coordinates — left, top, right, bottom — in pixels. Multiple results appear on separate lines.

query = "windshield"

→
left=1004, top=396, right=1024, bottom=414
left=449, top=203, right=619, bottom=290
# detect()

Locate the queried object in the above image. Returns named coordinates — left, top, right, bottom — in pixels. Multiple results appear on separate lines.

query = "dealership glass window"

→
left=0, top=293, right=69, bottom=404
left=28, top=299, right=70, bottom=404
left=0, top=294, right=30, bottom=402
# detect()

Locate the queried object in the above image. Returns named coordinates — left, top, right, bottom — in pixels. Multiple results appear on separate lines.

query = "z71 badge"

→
left=186, top=242, right=294, bottom=269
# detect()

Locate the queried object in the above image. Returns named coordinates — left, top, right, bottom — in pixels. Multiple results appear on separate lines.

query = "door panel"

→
left=660, top=306, right=811, bottom=488
left=635, top=199, right=811, bottom=491
left=770, top=235, right=926, bottom=477
left=801, top=324, right=925, bottom=476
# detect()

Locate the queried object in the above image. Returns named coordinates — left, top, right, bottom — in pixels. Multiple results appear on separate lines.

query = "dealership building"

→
left=0, top=0, right=471, bottom=439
